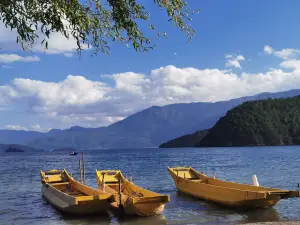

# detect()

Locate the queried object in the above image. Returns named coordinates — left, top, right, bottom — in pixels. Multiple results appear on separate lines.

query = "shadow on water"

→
left=58, top=211, right=111, bottom=225
left=105, top=208, right=167, bottom=225
left=55, top=210, right=167, bottom=225
left=172, top=191, right=281, bottom=224
left=174, top=190, right=235, bottom=214
left=52, top=192, right=281, bottom=225
left=114, top=214, right=167, bottom=225
left=238, top=208, right=281, bottom=224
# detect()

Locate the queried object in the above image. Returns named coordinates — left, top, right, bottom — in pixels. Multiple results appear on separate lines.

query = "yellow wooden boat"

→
left=96, top=170, right=170, bottom=216
left=40, top=169, right=115, bottom=215
left=168, top=167, right=300, bottom=209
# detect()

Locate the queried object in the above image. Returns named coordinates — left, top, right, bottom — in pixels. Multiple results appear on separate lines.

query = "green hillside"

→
left=160, top=96, right=300, bottom=148
left=160, top=130, right=209, bottom=148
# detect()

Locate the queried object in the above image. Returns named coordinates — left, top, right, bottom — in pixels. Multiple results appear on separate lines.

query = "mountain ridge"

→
left=1, top=89, right=300, bottom=150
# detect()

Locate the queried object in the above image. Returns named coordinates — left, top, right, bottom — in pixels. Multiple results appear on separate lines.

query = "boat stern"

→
left=125, top=195, right=170, bottom=216
left=267, top=190, right=300, bottom=199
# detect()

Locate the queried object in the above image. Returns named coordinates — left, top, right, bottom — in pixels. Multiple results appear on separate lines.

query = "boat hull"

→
left=40, top=170, right=114, bottom=215
left=109, top=200, right=166, bottom=216
left=175, top=186, right=280, bottom=209
left=168, top=167, right=299, bottom=210
left=42, top=184, right=111, bottom=215
left=124, top=202, right=165, bottom=216
left=96, top=170, right=170, bottom=216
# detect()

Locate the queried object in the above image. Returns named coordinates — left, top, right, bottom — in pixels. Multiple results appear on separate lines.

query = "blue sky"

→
left=0, top=0, right=300, bottom=132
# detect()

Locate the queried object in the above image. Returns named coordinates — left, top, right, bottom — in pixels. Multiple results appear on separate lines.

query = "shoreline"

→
left=246, top=222, right=300, bottom=225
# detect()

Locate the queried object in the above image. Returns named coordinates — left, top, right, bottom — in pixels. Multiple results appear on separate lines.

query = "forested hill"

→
left=160, top=130, right=209, bottom=148
left=161, top=96, right=300, bottom=148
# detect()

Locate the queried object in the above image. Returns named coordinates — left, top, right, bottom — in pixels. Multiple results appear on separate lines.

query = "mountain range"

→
left=2, top=89, right=300, bottom=150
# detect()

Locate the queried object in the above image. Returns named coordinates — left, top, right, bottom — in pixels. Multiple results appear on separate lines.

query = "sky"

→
left=0, top=0, right=300, bottom=132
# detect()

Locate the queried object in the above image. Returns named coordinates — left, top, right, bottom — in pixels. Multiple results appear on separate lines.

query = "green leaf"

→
left=1, top=0, right=198, bottom=55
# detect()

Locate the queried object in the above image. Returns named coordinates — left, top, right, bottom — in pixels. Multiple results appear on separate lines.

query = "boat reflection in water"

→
left=240, top=208, right=280, bottom=223
left=113, top=213, right=167, bottom=225
left=59, top=213, right=111, bottom=225
left=173, top=190, right=281, bottom=224
left=57, top=211, right=167, bottom=225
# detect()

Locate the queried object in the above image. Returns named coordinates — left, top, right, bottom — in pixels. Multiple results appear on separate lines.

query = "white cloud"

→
left=30, top=124, right=51, bottom=132
left=32, top=32, right=89, bottom=54
left=0, top=46, right=300, bottom=127
left=0, top=21, right=89, bottom=55
left=112, top=72, right=150, bottom=95
left=264, top=45, right=300, bottom=59
left=225, top=54, right=233, bottom=59
left=225, top=54, right=245, bottom=69
left=5, top=124, right=50, bottom=132
left=11, top=75, right=109, bottom=106
left=0, top=54, right=40, bottom=64
left=83, top=116, right=97, bottom=121
left=236, top=55, right=245, bottom=61
left=264, top=45, right=274, bottom=54
left=5, top=125, right=27, bottom=131
left=105, top=116, right=125, bottom=124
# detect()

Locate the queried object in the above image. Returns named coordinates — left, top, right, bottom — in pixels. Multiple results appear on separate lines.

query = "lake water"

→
left=1, top=146, right=300, bottom=225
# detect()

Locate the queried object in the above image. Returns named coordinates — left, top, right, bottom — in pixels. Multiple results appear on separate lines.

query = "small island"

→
left=5, top=146, right=25, bottom=152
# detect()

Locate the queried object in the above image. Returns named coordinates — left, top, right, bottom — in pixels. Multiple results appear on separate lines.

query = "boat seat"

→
left=107, top=172, right=117, bottom=175
left=105, top=182, right=120, bottom=185
left=174, top=168, right=190, bottom=172
left=52, top=182, right=70, bottom=186
left=45, top=171, right=63, bottom=175
left=63, top=190, right=88, bottom=196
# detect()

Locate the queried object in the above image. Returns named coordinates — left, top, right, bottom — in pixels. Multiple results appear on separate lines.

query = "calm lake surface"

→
left=1, top=146, right=300, bottom=225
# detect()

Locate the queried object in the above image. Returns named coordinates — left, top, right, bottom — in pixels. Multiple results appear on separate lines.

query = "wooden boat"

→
left=96, top=170, right=170, bottom=216
left=168, top=167, right=300, bottom=209
left=40, top=169, right=115, bottom=215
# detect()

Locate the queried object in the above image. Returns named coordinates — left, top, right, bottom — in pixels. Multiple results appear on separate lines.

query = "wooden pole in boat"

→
left=79, top=160, right=82, bottom=182
left=252, top=175, right=259, bottom=186
left=130, top=176, right=132, bottom=183
left=102, top=173, right=105, bottom=192
left=82, top=152, right=85, bottom=184
left=118, top=177, right=123, bottom=208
